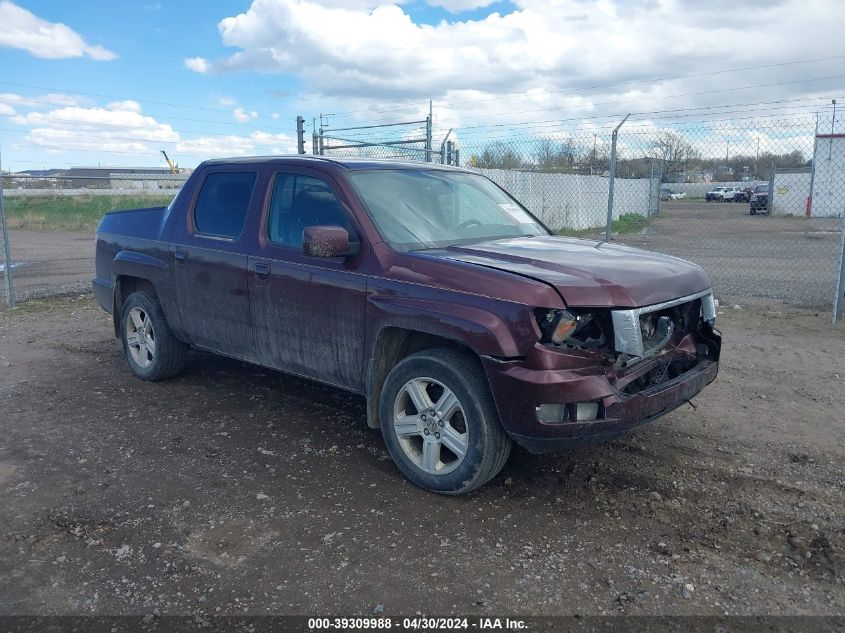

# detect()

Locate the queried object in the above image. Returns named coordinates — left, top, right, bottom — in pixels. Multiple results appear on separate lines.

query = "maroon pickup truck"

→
left=94, top=156, right=721, bottom=495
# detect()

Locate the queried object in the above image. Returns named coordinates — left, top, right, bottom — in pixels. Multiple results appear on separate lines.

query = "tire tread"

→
left=380, top=347, right=511, bottom=495
left=121, top=290, right=187, bottom=381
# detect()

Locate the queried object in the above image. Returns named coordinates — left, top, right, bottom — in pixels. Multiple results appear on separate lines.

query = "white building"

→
left=811, top=133, right=845, bottom=217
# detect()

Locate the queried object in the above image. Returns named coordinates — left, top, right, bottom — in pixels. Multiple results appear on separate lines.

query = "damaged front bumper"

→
left=481, top=324, right=721, bottom=454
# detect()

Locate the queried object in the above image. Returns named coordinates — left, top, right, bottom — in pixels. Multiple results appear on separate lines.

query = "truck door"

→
left=170, top=168, right=262, bottom=360
left=248, top=169, right=368, bottom=391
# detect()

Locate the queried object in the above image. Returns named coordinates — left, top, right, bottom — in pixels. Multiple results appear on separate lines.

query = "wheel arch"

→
left=365, top=326, right=484, bottom=430
left=112, top=275, right=157, bottom=336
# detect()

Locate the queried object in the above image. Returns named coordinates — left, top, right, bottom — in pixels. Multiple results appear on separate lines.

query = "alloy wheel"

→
left=392, top=377, right=469, bottom=475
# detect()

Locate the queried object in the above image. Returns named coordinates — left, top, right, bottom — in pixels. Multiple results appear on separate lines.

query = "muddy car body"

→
left=94, top=156, right=721, bottom=494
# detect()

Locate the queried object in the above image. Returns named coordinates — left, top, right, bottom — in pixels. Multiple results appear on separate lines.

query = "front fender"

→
left=367, top=295, right=525, bottom=358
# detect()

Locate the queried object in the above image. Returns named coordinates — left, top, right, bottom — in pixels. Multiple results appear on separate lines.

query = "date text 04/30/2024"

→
left=307, top=617, right=527, bottom=630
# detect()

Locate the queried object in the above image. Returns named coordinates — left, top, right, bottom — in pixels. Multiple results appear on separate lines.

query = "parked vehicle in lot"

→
left=705, top=186, right=740, bottom=202
left=93, top=157, right=721, bottom=494
left=749, top=184, right=770, bottom=215
left=660, top=188, right=687, bottom=201
left=733, top=187, right=752, bottom=203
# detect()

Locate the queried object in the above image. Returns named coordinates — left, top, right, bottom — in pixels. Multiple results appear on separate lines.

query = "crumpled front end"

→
left=482, top=291, right=722, bottom=453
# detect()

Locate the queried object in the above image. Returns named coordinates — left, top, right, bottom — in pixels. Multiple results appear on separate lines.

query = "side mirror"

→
left=302, top=226, right=359, bottom=258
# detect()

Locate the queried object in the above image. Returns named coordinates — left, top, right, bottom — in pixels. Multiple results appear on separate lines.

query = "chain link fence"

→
left=0, top=171, right=185, bottom=303
left=2, top=111, right=844, bottom=321
left=456, top=113, right=845, bottom=317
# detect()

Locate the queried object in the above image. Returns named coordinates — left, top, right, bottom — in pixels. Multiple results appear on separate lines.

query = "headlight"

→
left=536, top=308, right=579, bottom=344
left=535, top=308, right=608, bottom=348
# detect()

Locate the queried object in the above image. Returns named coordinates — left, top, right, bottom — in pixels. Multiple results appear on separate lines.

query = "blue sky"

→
left=0, top=0, right=842, bottom=170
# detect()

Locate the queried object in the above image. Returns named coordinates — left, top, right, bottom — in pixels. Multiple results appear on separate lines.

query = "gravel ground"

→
left=616, top=201, right=843, bottom=307
left=3, top=230, right=94, bottom=301
left=0, top=295, right=843, bottom=618
left=3, top=201, right=842, bottom=308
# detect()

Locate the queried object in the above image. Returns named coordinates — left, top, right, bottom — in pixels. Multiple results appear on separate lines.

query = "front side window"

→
left=347, top=169, right=548, bottom=251
left=267, top=173, right=353, bottom=248
left=193, top=172, right=256, bottom=238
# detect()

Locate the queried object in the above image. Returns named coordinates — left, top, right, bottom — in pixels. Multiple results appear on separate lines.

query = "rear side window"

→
left=194, top=172, right=256, bottom=238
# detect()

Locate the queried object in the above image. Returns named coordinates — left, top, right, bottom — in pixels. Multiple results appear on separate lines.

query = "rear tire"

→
left=119, top=290, right=187, bottom=381
left=379, top=348, right=511, bottom=495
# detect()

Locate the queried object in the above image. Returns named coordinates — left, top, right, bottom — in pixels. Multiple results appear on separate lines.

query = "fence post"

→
left=808, top=114, right=819, bottom=215
left=835, top=210, right=845, bottom=325
left=648, top=158, right=655, bottom=217
left=0, top=150, right=16, bottom=307
left=767, top=161, right=775, bottom=214
left=425, top=100, right=433, bottom=163
left=296, top=116, right=306, bottom=155
left=605, top=114, right=630, bottom=240
left=440, top=128, right=453, bottom=165
left=446, top=140, right=453, bottom=166
left=454, top=148, right=459, bottom=167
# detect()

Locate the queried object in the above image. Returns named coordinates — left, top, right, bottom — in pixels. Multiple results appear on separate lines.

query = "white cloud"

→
left=425, top=0, right=497, bottom=11
left=184, top=56, right=210, bottom=73
left=233, top=107, right=259, bottom=122
left=271, top=112, right=280, bottom=119
left=176, top=130, right=295, bottom=157
left=107, top=100, right=143, bottom=113
left=13, top=101, right=178, bottom=154
left=219, top=96, right=237, bottom=107
left=0, top=92, right=82, bottom=108
left=6, top=93, right=297, bottom=163
left=0, top=1, right=117, bottom=60
left=185, top=0, right=845, bottom=115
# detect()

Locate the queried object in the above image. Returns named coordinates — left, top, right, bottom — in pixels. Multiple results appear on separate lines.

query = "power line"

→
left=452, top=96, right=831, bottom=136
left=439, top=85, right=841, bottom=127
left=456, top=109, right=826, bottom=145
left=0, top=108, right=293, bottom=135
left=3, top=142, right=161, bottom=157
left=0, top=112, right=297, bottom=142
left=325, top=54, right=845, bottom=122
left=0, top=80, right=255, bottom=117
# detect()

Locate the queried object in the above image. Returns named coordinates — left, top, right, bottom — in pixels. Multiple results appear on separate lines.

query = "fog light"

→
left=575, top=402, right=599, bottom=421
left=536, top=404, right=567, bottom=423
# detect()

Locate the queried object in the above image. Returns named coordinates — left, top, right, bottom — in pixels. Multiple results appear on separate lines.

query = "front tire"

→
left=379, top=348, right=511, bottom=495
left=120, top=290, right=187, bottom=381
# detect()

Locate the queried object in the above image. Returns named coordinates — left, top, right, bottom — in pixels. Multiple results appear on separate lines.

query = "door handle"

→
left=174, top=250, right=187, bottom=265
left=254, top=263, right=271, bottom=280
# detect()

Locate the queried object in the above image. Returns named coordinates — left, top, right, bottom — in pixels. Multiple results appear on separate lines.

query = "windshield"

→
left=754, top=185, right=768, bottom=193
left=347, top=169, right=548, bottom=250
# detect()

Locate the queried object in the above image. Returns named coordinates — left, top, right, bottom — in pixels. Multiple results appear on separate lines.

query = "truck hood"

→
left=428, top=235, right=711, bottom=308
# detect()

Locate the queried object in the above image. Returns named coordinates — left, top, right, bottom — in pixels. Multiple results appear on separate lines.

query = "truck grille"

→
left=610, top=290, right=716, bottom=362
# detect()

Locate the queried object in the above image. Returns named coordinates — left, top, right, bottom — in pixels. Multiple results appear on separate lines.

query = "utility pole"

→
left=605, top=113, right=630, bottom=241
left=0, top=146, right=15, bottom=307
left=295, top=116, right=305, bottom=154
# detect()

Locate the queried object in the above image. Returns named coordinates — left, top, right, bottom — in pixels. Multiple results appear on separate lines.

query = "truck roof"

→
left=200, top=155, right=467, bottom=172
